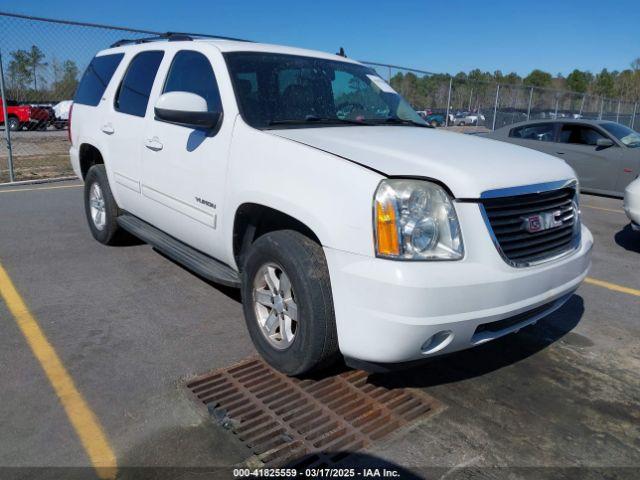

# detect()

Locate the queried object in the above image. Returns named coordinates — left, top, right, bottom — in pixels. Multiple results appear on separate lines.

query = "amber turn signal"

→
left=375, top=200, right=400, bottom=256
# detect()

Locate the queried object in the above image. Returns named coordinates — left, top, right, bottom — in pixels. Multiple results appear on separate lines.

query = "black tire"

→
left=430, top=120, right=438, bottom=128
left=7, top=117, right=20, bottom=131
left=241, top=230, right=339, bottom=376
left=84, top=164, right=126, bottom=245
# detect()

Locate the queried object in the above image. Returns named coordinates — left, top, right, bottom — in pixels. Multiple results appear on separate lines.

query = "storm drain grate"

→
left=186, top=358, right=440, bottom=468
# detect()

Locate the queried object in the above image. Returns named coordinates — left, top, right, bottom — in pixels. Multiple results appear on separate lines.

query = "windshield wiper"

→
left=371, top=117, right=433, bottom=128
left=268, top=115, right=372, bottom=127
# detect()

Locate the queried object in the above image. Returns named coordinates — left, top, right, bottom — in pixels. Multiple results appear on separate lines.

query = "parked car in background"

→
left=452, top=112, right=467, bottom=126
left=53, top=100, right=73, bottom=129
left=425, top=113, right=445, bottom=127
left=464, top=112, right=485, bottom=126
left=416, top=110, right=445, bottom=127
left=483, top=119, right=640, bottom=197
left=624, top=177, right=640, bottom=231
left=29, top=104, right=55, bottom=130
left=0, top=99, right=32, bottom=131
left=451, top=111, right=484, bottom=126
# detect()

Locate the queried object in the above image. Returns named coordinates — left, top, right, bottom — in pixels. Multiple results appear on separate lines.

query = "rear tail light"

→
left=68, top=103, right=73, bottom=145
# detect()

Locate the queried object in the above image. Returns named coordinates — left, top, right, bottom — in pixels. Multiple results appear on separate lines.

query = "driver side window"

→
left=559, top=124, right=606, bottom=146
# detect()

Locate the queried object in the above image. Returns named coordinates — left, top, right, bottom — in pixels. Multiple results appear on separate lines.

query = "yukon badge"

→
left=195, top=197, right=216, bottom=209
left=523, top=210, right=563, bottom=233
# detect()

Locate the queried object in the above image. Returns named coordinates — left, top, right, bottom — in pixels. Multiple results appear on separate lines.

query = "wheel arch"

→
left=232, top=203, right=323, bottom=271
left=78, top=143, right=104, bottom=180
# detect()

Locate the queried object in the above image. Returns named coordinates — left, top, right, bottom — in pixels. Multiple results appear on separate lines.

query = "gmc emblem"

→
left=523, top=210, right=563, bottom=233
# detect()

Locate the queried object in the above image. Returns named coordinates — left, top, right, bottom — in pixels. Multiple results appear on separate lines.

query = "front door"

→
left=555, top=123, right=621, bottom=193
left=140, top=49, right=231, bottom=260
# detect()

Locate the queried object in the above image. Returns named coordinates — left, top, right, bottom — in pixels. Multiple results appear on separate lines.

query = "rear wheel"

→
left=84, top=164, right=126, bottom=245
left=7, top=117, right=20, bottom=131
left=241, top=230, right=339, bottom=376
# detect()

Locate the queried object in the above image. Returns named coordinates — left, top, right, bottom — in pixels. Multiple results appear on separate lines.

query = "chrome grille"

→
left=480, top=185, right=579, bottom=266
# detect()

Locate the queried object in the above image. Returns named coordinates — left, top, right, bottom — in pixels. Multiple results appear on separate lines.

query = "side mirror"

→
left=596, top=138, right=614, bottom=148
left=154, top=92, right=221, bottom=129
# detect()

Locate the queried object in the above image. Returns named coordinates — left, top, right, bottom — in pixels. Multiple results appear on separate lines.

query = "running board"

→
left=117, top=213, right=241, bottom=288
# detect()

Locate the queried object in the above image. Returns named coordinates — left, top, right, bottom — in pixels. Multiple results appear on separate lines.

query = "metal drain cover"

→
left=186, top=358, right=440, bottom=468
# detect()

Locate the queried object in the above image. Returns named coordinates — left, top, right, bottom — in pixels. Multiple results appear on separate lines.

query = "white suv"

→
left=69, top=33, right=593, bottom=375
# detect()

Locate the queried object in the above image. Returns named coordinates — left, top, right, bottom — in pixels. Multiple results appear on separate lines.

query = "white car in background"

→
left=53, top=100, right=73, bottom=129
left=453, top=111, right=485, bottom=126
left=624, top=177, right=640, bottom=231
left=465, top=112, right=485, bottom=125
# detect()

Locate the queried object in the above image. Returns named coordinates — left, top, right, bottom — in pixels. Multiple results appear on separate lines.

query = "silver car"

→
left=484, top=119, right=640, bottom=197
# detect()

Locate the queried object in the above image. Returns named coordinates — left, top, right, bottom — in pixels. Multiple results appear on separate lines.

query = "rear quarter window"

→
left=74, top=53, right=124, bottom=107
left=509, top=123, right=555, bottom=142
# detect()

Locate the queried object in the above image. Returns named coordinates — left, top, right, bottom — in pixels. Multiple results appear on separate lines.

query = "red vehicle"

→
left=28, top=105, right=55, bottom=130
left=0, top=100, right=31, bottom=131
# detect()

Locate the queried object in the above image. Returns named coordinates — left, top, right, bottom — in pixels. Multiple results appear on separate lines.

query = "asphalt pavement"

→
left=0, top=180, right=638, bottom=479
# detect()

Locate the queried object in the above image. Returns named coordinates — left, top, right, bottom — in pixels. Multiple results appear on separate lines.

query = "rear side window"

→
left=509, top=123, right=555, bottom=142
left=163, top=51, right=222, bottom=112
left=74, top=53, right=124, bottom=106
left=115, top=51, right=164, bottom=117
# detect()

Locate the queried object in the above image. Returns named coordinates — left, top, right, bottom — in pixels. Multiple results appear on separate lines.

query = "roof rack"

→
left=110, top=31, right=252, bottom=48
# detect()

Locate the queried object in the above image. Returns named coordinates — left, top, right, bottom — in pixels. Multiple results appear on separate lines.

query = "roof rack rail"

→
left=110, top=31, right=252, bottom=48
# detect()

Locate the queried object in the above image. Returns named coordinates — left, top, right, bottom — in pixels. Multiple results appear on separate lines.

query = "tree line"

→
left=4, top=45, right=79, bottom=102
left=390, top=58, right=640, bottom=113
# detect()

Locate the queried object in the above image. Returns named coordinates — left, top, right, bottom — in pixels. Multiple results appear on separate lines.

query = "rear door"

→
left=72, top=52, right=124, bottom=177
left=555, top=123, right=621, bottom=193
left=106, top=50, right=164, bottom=215
left=140, top=47, right=232, bottom=259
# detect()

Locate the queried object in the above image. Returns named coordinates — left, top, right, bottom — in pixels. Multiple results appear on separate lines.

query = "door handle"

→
left=101, top=123, right=115, bottom=135
left=145, top=137, right=163, bottom=152
left=555, top=151, right=565, bottom=155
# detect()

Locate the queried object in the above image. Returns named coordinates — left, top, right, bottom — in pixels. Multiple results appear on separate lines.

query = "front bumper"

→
left=324, top=202, right=593, bottom=364
left=623, top=193, right=640, bottom=230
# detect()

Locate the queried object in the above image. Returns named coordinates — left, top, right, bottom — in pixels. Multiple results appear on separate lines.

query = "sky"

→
left=1, top=0, right=639, bottom=76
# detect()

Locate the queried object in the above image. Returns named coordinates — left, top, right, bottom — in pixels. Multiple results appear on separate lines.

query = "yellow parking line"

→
left=0, top=184, right=82, bottom=194
left=582, top=204, right=625, bottom=214
left=0, top=263, right=117, bottom=479
left=585, top=277, right=640, bottom=297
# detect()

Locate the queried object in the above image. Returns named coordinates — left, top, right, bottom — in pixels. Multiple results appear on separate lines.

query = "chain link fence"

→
left=0, top=12, right=157, bottom=183
left=0, top=11, right=638, bottom=183
left=363, top=63, right=640, bottom=133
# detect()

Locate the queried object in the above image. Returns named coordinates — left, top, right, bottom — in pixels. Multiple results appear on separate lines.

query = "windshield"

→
left=224, top=52, right=427, bottom=129
left=601, top=122, right=640, bottom=148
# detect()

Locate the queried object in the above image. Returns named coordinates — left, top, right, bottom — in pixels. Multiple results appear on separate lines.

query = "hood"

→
left=270, top=126, right=576, bottom=198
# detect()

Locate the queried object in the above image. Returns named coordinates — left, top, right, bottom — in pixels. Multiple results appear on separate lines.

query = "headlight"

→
left=374, top=179, right=464, bottom=260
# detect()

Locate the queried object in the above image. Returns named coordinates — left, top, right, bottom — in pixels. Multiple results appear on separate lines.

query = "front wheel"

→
left=241, top=230, right=339, bottom=376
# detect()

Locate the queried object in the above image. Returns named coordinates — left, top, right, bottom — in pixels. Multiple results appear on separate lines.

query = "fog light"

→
left=421, top=330, right=454, bottom=355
